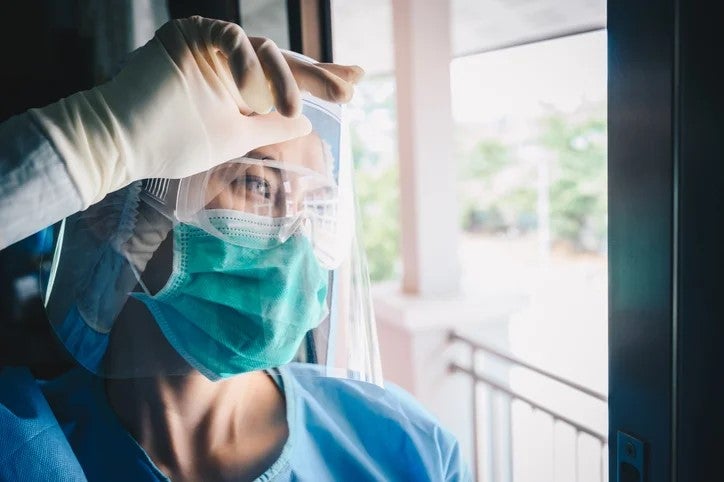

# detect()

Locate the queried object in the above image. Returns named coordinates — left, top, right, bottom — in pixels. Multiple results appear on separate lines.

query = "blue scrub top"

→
left=0, top=364, right=470, bottom=481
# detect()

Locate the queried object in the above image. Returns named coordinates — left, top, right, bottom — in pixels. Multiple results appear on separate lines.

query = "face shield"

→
left=41, top=93, right=383, bottom=385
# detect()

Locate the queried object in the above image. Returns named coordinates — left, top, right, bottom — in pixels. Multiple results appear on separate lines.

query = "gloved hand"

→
left=29, top=16, right=364, bottom=208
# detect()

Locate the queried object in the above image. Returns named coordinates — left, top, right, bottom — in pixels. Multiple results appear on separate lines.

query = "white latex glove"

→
left=29, top=16, right=363, bottom=208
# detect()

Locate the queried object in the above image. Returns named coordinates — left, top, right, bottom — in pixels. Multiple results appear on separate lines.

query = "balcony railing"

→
left=449, top=331, right=608, bottom=482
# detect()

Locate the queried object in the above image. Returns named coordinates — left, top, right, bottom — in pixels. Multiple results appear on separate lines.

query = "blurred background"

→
left=0, top=1, right=607, bottom=481
left=332, top=2, right=607, bottom=481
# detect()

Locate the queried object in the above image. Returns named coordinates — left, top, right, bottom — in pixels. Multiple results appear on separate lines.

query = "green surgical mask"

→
left=133, top=217, right=329, bottom=380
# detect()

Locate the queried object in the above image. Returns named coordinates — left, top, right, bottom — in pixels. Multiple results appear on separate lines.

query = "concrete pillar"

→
left=391, top=0, right=460, bottom=296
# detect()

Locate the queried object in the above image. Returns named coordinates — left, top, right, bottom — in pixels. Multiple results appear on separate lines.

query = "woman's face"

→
left=204, top=132, right=328, bottom=217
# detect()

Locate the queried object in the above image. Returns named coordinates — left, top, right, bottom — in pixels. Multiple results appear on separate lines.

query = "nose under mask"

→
left=132, top=212, right=330, bottom=380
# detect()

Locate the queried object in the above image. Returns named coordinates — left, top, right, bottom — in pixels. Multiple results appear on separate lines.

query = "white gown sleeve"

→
left=0, top=113, right=83, bottom=250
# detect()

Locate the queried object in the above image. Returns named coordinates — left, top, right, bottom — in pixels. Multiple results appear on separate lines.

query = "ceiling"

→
left=331, top=0, right=606, bottom=76
left=452, top=0, right=605, bottom=57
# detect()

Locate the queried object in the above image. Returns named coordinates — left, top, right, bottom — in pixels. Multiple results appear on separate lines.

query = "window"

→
left=332, top=2, right=607, bottom=478
left=331, top=0, right=401, bottom=282
left=452, top=31, right=608, bottom=480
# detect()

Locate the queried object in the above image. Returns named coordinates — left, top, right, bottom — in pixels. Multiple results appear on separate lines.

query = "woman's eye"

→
left=243, top=176, right=271, bottom=199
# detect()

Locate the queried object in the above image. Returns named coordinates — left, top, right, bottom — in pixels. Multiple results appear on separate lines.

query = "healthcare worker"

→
left=0, top=17, right=470, bottom=481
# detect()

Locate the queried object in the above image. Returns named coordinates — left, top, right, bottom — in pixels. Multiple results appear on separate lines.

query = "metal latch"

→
left=617, top=431, right=645, bottom=482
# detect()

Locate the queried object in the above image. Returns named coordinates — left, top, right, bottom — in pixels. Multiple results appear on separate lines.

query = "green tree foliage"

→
left=348, top=77, right=401, bottom=282
left=459, top=138, right=537, bottom=233
left=458, top=105, right=606, bottom=252
left=541, top=112, right=607, bottom=251
left=465, top=140, right=511, bottom=179
left=354, top=162, right=400, bottom=281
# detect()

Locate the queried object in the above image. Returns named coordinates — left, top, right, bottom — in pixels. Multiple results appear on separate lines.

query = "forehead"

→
left=246, top=132, right=327, bottom=174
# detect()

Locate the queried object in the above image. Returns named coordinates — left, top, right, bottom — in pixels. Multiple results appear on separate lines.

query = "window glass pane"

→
left=331, top=0, right=394, bottom=76
left=239, top=0, right=290, bottom=50
left=332, top=0, right=400, bottom=282
left=452, top=31, right=608, bottom=480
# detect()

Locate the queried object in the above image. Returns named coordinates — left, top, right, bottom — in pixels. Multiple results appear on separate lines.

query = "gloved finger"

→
left=283, top=54, right=356, bottom=103
left=201, top=17, right=274, bottom=113
left=249, top=37, right=302, bottom=117
left=238, top=113, right=313, bottom=151
left=314, top=63, right=365, bottom=84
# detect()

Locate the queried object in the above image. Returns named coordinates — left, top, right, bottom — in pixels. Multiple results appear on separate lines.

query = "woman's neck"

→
left=105, top=370, right=288, bottom=482
left=103, top=296, right=289, bottom=481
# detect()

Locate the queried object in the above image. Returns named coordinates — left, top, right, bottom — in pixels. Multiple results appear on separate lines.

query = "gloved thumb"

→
left=238, top=112, right=313, bottom=152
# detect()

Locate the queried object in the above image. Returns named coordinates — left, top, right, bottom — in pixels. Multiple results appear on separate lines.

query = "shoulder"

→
left=280, top=363, right=470, bottom=481
left=0, top=367, right=87, bottom=481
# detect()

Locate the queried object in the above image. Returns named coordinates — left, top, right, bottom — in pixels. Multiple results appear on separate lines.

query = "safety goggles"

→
left=141, top=132, right=351, bottom=270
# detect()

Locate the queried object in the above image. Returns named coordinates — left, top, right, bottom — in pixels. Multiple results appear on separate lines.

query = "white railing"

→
left=449, top=332, right=608, bottom=482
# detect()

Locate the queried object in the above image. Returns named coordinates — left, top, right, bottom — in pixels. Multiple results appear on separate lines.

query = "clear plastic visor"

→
left=41, top=93, right=382, bottom=386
